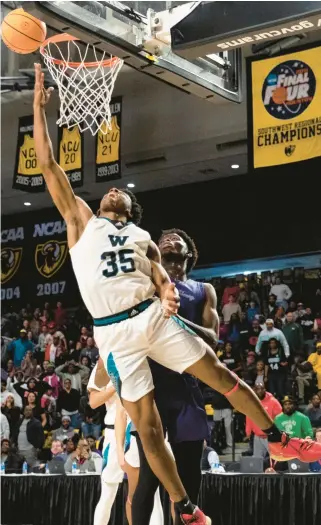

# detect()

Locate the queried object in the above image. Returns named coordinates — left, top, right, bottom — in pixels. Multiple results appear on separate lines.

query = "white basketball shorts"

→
left=94, top=298, right=207, bottom=402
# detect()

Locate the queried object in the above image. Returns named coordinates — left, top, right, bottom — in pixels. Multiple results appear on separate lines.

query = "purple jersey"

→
left=150, top=279, right=209, bottom=443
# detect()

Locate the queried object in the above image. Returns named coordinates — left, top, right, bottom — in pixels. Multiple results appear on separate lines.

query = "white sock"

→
left=94, top=481, right=119, bottom=525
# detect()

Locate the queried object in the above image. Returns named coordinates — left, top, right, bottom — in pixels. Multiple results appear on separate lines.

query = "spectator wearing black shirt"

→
left=242, top=351, right=257, bottom=387
left=25, top=392, right=46, bottom=427
left=219, top=342, right=242, bottom=377
left=247, top=319, right=262, bottom=352
left=56, top=378, right=81, bottom=429
left=14, top=406, right=45, bottom=468
left=267, top=294, right=278, bottom=318
left=69, top=341, right=83, bottom=363
left=79, top=391, right=105, bottom=440
left=264, top=338, right=288, bottom=400
left=305, top=394, right=321, bottom=428
left=2, top=394, right=21, bottom=438
left=1, top=439, right=24, bottom=474
left=297, top=307, right=315, bottom=354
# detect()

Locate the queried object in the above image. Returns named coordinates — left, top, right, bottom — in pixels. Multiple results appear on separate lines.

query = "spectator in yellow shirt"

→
left=308, top=342, right=321, bottom=389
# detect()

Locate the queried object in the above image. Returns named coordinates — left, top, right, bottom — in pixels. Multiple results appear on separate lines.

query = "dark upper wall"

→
left=2, top=159, right=320, bottom=266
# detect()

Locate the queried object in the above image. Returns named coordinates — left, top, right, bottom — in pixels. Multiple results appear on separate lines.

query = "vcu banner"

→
left=247, top=43, right=321, bottom=169
left=13, top=115, right=45, bottom=192
left=58, top=120, right=84, bottom=188
left=96, top=97, right=122, bottom=183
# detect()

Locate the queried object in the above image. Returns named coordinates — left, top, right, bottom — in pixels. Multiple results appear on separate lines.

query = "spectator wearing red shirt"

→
left=54, top=302, right=67, bottom=328
left=246, top=384, right=282, bottom=458
left=222, top=281, right=240, bottom=306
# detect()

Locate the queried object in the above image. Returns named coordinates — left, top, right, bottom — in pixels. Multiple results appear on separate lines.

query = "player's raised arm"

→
left=33, top=63, right=76, bottom=219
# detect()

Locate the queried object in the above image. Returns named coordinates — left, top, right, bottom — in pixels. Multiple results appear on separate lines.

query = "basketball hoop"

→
left=40, top=34, right=123, bottom=135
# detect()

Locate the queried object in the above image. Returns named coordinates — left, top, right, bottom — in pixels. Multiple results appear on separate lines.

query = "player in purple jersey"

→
left=132, top=229, right=217, bottom=525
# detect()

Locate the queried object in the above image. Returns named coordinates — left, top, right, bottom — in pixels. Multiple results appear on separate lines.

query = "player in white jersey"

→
left=88, top=363, right=163, bottom=525
left=33, top=63, right=321, bottom=525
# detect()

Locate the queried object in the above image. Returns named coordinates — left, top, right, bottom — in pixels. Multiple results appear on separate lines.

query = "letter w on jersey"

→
left=108, top=235, right=128, bottom=247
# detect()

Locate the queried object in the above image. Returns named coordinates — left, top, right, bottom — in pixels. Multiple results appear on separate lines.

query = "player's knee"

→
left=138, top=420, right=163, bottom=454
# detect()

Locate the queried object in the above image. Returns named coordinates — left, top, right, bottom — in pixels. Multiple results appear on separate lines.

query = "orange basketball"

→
left=1, top=8, right=46, bottom=54
left=272, top=86, right=287, bottom=105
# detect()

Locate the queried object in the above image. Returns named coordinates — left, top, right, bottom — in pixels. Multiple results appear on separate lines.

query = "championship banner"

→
left=57, top=120, right=84, bottom=188
left=247, top=43, right=321, bottom=169
left=95, top=97, right=122, bottom=183
left=13, top=115, right=45, bottom=192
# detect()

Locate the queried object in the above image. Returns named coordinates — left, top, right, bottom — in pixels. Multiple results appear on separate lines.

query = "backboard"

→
left=8, top=1, right=242, bottom=104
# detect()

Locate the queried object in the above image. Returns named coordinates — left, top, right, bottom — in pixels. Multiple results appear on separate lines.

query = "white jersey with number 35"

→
left=70, top=216, right=155, bottom=318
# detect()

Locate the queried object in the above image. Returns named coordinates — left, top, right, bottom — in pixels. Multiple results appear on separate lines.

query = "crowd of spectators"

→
left=1, top=302, right=105, bottom=473
left=1, top=273, right=321, bottom=473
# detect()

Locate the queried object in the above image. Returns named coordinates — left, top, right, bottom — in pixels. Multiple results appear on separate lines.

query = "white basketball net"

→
left=41, top=39, right=123, bottom=135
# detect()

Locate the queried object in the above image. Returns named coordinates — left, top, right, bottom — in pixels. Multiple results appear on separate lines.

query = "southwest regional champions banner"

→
left=13, top=115, right=45, bottom=192
left=96, top=97, right=122, bottom=183
left=247, top=43, right=321, bottom=169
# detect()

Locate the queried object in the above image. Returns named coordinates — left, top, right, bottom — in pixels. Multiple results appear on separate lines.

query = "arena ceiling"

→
left=1, top=2, right=320, bottom=217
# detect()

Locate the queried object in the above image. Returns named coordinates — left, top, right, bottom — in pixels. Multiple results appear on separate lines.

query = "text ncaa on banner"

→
left=13, top=115, right=45, bottom=192
left=96, top=97, right=122, bottom=183
left=248, top=43, right=321, bottom=168
left=58, top=121, right=84, bottom=188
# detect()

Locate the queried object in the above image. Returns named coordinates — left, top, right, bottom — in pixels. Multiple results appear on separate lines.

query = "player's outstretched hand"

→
left=34, top=63, right=54, bottom=108
left=162, top=282, right=180, bottom=318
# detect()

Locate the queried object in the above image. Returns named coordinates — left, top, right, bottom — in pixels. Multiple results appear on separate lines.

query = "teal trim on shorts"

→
left=172, top=315, right=197, bottom=336
left=124, top=422, right=132, bottom=453
left=106, top=353, right=122, bottom=397
left=102, top=443, right=110, bottom=470
left=93, top=299, right=153, bottom=326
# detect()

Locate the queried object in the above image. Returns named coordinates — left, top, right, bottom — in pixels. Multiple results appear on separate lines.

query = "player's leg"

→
left=124, top=461, right=139, bottom=525
left=185, top=348, right=274, bottom=429
left=131, top=433, right=161, bottom=525
left=122, top=392, right=186, bottom=503
left=171, top=440, right=204, bottom=525
left=94, top=431, right=123, bottom=525
left=94, top=479, right=119, bottom=525
left=148, top=309, right=321, bottom=463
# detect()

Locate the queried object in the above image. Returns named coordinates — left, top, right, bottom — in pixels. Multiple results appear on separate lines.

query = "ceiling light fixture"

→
left=127, top=183, right=135, bottom=188
left=24, top=202, right=31, bottom=206
left=231, top=164, right=239, bottom=169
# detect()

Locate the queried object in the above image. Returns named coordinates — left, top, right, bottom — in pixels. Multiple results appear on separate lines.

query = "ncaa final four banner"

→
left=95, top=97, right=122, bottom=183
left=57, top=119, right=84, bottom=188
left=13, top=115, right=45, bottom=192
left=247, top=43, right=321, bottom=169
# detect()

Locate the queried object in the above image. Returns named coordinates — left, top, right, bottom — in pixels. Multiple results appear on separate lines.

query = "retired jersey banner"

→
left=96, top=97, right=122, bottom=183
left=247, top=43, right=321, bottom=169
left=57, top=120, right=84, bottom=188
left=13, top=115, right=45, bottom=192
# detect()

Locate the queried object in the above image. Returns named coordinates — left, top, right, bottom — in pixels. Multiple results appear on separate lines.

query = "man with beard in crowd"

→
left=275, top=397, right=313, bottom=439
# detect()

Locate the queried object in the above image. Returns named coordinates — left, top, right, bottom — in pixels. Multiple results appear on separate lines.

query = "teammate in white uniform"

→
left=34, top=63, right=321, bottom=525
left=88, top=364, right=163, bottom=525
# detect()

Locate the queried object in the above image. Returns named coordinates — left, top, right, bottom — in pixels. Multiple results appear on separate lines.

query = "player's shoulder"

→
left=127, top=222, right=151, bottom=238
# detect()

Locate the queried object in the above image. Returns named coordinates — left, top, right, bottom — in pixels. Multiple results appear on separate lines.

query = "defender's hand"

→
left=162, top=283, right=180, bottom=318
left=34, top=63, right=53, bottom=108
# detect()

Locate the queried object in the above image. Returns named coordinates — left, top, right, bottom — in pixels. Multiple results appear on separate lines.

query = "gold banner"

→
left=249, top=44, right=321, bottom=168
left=57, top=122, right=84, bottom=188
